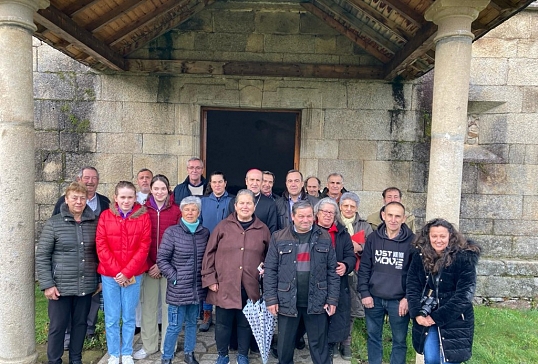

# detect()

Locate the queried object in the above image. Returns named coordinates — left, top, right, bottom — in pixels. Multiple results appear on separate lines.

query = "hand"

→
left=209, top=283, right=219, bottom=292
left=267, top=304, right=279, bottom=316
left=324, top=304, right=336, bottom=316
left=148, top=264, right=161, bottom=279
left=335, top=262, right=346, bottom=277
left=352, top=242, right=363, bottom=254
left=44, top=286, right=60, bottom=300
left=399, top=298, right=409, bottom=316
left=93, top=283, right=102, bottom=296
left=362, top=296, right=374, bottom=309
left=416, top=315, right=435, bottom=327
left=114, top=272, right=128, bottom=286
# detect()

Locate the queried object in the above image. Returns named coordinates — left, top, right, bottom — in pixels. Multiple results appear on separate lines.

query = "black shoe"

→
left=295, top=336, right=306, bottom=350
left=85, top=333, right=95, bottom=340
left=184, top=352, right=199, bottom=364
left=340, top=344, right=352, bottom=360
left=270, top=347, right=278, bottom=359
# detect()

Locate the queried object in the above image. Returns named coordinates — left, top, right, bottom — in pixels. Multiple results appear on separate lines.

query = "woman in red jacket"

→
left=97, top=181, right=151, bottom=364
left=133, top=175, right=181, bottom=360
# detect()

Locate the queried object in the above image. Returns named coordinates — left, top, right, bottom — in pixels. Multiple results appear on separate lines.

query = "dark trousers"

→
left=215, top=288, right=252, bottom=357
left=277, top=307, right=329, bottom=364
left=48, top=294, right=92, bottom=364
left=65, top=292, right=100, bottom=338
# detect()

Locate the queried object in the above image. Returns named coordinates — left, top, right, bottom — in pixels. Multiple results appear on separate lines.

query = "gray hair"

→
left=340, top=192, right=360, bottom=208
left=77, top=166, right=99, bottom=179
left=291, top=200, right=314, bottom=215
left=326, top=172, right=344, bottom=182
left=187, top=157, right=204, bottom=168
left=235, top=189, right=255, bottom=204
left=314, top=197, right=341, bottom=222
left=180, top=196, right=201, bottom=212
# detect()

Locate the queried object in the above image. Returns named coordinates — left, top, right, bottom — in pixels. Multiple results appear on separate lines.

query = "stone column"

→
left=0, top=1, right=48, bottom=364
left=424, top=0, right=489, bottom=225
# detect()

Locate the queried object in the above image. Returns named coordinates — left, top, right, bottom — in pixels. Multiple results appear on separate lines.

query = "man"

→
left=136, top=168, right=153, bottom=204
left=173, top=157, right=207, bottom=205
left=367, top=187, right=416, bottom=233
left=276, top=169, right=319, bottom=230
left=304, top=176, right=321, bottom=198
left=264, top=201, right=340, bottom=364
left=358, top=202, right=415, bottom=364
left=320, top=173, right=348, bottom=203
left=51, top=166, right=110, bottom=349
left=261, top=170, right=278, bottom=201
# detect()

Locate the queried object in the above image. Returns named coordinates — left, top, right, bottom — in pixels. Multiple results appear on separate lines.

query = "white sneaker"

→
left=108, top=356, right=119, bottom=364
left=122, top=355, right=135, bottom=364
left=132, top=348, right=148, bottom=360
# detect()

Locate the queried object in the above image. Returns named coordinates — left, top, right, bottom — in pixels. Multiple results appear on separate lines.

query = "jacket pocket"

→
left=317, top=281, right=328, bottom=290
left=315, top=246, right=329, bottom=254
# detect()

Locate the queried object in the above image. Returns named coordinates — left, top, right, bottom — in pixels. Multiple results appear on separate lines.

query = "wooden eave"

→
left=32, top=0, right=536, bottom=80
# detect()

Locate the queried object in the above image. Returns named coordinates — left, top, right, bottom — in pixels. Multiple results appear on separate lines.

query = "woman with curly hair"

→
left=406, top=218, right=481, bottom=364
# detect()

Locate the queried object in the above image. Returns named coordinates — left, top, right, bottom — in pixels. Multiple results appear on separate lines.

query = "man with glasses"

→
left=173, top=157, right=208, bottom=205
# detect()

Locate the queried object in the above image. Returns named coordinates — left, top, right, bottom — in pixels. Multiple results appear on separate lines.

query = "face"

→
left=305, top=178, right=319, bottom=197
left=187, top=160, right=203, bottom=183
left=261, top=174, right=274, bottom=195
left=210, top=174, right=227, bottom=197
left=381, top=204, right=406, bottom=235
left=137, top=171, right=153, bottom=194
left=316, top=203, right=336, bottom=228
left=383, top=189, right=401, bottom=205
left=429, top=226, right=450, bottom=254
left=340, top=199, right=358, bottom=219
left=114, top=187, right=137, bottom=214
left=151, top=180, right=169, bottom=203
left=235, top=194, right=255, bottom=221
left=245, top=170, right=263, bottom=194
left=286, top=172, right=303, bottom=197
left=292, top=207, right=314, bottom=233
left=181, top=203, right=200, bottom=223
left=327, top=175, right=343, bottom=197
left=65, top=191, right=87, bottom=216
left=78, top=169, right=99, bottom=196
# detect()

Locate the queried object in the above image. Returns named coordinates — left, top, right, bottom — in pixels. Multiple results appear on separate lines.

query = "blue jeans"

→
left=364, top=296, right=409, bottom=364
left=162, top=304, right=199, bottom=359
left=202, top=300, right=212, bottom=311
left=424, top=326, right=460, bottom=364
left=102, top=275, right=141, bottom=357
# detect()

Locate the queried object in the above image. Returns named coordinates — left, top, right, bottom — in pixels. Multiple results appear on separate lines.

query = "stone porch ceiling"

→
left=33, top=0, right=535, bottom=80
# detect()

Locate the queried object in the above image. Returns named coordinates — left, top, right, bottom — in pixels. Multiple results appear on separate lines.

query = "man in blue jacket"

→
left=173, top=157, right=207, bottom=205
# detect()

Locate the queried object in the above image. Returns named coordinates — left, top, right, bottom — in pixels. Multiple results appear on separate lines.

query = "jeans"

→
left=162, top=304, right=199, bottom=359
left=202, top=300, right=212, bottom=311
left=424, top=326, right=460, bottom=364
left=102, top=275, right=141, bottom=357
left=364, top=296, right=409, bottom=364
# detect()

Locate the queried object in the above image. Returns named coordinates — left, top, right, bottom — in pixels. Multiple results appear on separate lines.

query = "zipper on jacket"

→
left=156, top=209, right=161, bottom=260
left=192, top=231, right=198, bottom=301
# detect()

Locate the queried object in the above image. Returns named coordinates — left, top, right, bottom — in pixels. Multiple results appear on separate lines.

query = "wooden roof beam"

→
left=378, top=0, right=426, bottom=27
left=34, top=4, right=125, bottom=71
left=63, top=0, right=97, bottom=17
left=84, top=0, right=143, bottom=33
left=302, top=2, right=391, bottom=63
left=126, top=59, right=384, bottom=79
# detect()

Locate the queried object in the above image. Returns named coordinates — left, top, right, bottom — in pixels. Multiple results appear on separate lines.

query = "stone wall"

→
left=32, top=2, right=538, bottom=298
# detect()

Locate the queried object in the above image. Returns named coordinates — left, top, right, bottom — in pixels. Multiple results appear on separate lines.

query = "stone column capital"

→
left=0, top=0, right=49, bottom=32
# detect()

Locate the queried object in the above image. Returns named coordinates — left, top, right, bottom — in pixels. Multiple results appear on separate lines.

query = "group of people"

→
left=36, top=158, right=481, bottom=364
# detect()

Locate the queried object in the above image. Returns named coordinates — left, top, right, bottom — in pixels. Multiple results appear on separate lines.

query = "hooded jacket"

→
left=357, top=222, right=415, bottom=300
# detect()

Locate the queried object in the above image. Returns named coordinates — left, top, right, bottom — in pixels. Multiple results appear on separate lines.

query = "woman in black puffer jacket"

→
left=157, top=196, right=210, bottom=364
left=407, top=218, right=481, bottom=364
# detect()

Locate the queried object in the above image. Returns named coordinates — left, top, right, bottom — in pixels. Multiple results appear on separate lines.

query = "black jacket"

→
left=275, top=191, right=319, bottom=230
left=36, top=204, right=99, bottom=296
left=407, top=246, right=480, bottom=363
left=358, top=222, right=415, bottom=300
left=228, top=193, right=278, bottom=233
left=325, top=222, right=356, bottom=344
left=263, top=225, right=340, bottom=316
left=157, top=220, right=210, bottom=306
left=173, top=176, right=208, bottom=205
left=52, top=192, right=110, bottom=217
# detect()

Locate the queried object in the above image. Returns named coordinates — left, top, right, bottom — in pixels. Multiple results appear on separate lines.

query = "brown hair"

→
left=65, top=182, right=87, bottom=197
left=114, top=181, right=137, bottom=195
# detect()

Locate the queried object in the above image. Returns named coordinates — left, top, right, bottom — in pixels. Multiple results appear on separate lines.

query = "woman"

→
left=97, top=181, right=151, bottom=364
left=314, top=198, right=356, bottom=360
left=338, top=192, right=373, bottom=360
left=157, top=196, right=210, bottom=364
left=407, top=218, right=481, bottom=364
left=36, top=182, right=99, bottom=364
left=134, top=175, right=182, bottom=360
left=202, top=189, right=271, bottom=364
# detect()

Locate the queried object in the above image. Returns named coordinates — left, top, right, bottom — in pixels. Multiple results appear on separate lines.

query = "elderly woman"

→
left=406, top=218, right=481, bottom=364
left=338, top=192, right=373, bottom=359
left=202, top=189, right=271, bottom=364
left=157, top=196, right=209, bottom=364
left=314, top=198, right=356, bottom=360
left=36, top=182, right=99, bottom=364
left=97, top=181, right=151, bottom=364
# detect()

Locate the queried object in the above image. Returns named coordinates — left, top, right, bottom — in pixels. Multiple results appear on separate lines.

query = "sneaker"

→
left=340, top=344, right=352, bottom=360
left=216, top=355, right=230, bottom=364
left=108, top=356, right=119, bottom=364
left=236, top=354, right=249, bottom=364
left=133, top=348, right=148, bottom=360
left=122, top=355, right=135, bottom=364
left=199, top=310, right=213, bottom=332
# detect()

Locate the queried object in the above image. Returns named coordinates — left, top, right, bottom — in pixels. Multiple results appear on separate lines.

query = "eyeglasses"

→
left=318, top=209, right=335, bottom=216
left=187, top=166, right=203, bottom=170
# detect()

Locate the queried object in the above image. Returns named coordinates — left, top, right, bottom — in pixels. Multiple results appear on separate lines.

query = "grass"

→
left=350, top=305, right=538, bottom=364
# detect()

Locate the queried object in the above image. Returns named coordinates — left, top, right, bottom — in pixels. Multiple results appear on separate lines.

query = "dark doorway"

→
left=201, top=108, right=301, bottom=196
